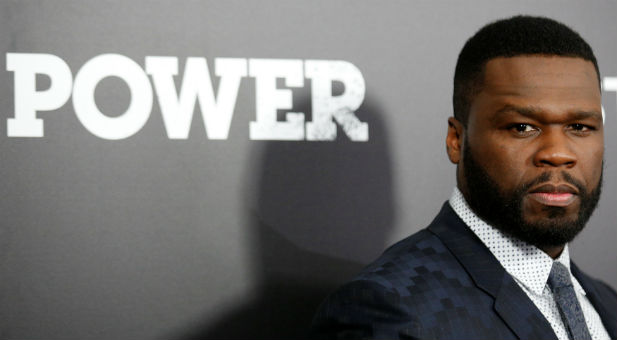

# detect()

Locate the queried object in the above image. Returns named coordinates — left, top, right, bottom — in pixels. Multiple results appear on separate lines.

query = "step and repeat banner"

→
left=0, top=1, right=615, bottom=339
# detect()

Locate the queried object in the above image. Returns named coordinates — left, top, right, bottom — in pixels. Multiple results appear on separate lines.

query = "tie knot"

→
left=548, top=261, right=573, bottom=290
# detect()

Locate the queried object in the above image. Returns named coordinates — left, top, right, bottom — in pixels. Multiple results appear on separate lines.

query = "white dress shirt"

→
left=449, top=188, right=610, bottom=340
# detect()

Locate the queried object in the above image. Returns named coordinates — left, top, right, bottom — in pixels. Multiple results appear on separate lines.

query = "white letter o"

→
left=73, top=54, right=152, bottom=140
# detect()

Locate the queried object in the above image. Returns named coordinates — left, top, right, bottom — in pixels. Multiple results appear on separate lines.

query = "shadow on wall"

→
left=178, top=96, right=395, bottom=339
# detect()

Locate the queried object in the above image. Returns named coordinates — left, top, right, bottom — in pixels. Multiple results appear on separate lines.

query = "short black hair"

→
left=453, top=15, right=600, bottom=127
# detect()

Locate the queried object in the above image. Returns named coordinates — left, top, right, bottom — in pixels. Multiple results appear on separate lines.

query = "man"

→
left=310, top=16, right=616, bottom=340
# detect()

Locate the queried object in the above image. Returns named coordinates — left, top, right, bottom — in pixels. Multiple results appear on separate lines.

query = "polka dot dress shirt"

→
left=449, top=188, right=610, bottom=340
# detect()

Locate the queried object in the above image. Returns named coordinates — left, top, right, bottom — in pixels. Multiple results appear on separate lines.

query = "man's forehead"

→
left=467, top=55, right=603, bottom=125
left=481, top=55, right=600, bottom=92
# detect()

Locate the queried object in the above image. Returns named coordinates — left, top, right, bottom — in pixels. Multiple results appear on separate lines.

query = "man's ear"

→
left=446, top=117, right=464, bottom=164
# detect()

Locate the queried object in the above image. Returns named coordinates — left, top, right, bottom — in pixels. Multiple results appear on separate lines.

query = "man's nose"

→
left=532, top=128, right=577, bottom=168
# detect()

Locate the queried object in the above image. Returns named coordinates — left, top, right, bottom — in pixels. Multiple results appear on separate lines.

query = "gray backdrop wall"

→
left=0, top=1, right=615, bottom=339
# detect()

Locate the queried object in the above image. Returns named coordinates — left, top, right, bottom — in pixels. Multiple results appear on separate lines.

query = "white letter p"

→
left=7, top=53, right=73, bottom=137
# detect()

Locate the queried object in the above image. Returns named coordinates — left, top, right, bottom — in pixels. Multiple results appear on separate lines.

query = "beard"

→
left=460, top=142, right=602, bottom=248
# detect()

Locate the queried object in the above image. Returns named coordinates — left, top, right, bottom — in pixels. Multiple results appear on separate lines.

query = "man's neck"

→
left=541, top=245, right=565, bottom=260
left=453, top=186, right=567, bottom=260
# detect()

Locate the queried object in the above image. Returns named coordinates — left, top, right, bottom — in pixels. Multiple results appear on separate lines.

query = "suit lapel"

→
left=428, top=203, right=557, bottom=340
left=571, top=262, right=617, bottom=340
left=493, top=273, right=559, bottom=340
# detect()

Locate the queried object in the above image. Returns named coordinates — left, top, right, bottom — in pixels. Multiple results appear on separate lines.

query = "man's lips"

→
left=528, top=184, right=578, bottom=207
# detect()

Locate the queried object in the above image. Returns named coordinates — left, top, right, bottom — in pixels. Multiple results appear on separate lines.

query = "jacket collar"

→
left=427, top=202, right=557, bottom=340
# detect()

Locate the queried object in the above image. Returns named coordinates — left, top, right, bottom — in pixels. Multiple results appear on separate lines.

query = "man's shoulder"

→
left=310, top=228, right=462, bottom=339
left=353, top=228, right=462, bottom=291
left=351, top=203, right=476, bottom=292
left=309, top=222, right=510, bottom=339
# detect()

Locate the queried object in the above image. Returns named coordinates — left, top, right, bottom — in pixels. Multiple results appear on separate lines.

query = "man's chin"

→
left=522, top=208, right=577, bottom=223
left=502, top=214, right=585, bottom=248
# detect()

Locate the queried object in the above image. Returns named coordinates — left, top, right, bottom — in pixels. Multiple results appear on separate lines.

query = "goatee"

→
left=459, top=142, right=602, bottom=248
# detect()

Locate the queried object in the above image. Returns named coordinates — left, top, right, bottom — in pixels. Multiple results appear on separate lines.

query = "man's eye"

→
left=570, top=123, right=590, bottom=131
left=567, top=123, right=596, bottom=136
left=511, top=123, right=536, bottom=133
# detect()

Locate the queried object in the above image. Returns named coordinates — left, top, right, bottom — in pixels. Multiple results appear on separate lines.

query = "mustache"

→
left=518, top=171, right=587, bottom=195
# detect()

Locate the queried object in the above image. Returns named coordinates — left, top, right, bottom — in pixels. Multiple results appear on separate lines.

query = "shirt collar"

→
left=448, top=187, right=586, bottom=296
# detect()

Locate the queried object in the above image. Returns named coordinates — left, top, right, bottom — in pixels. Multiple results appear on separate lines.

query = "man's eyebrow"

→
left=493, top=105, right=538, bottom=119
left=492, top=105, right=603, bottom=122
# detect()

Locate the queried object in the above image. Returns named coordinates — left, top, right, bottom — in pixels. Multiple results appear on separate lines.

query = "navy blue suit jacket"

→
left=311, top=203, right=617, bottom=339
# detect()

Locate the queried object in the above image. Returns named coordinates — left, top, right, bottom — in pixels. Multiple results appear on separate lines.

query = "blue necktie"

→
left=547, top=262, right=592, bottom=340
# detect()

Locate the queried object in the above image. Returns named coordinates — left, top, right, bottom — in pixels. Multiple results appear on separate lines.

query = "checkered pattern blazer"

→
left=310, top=203, right=616, bottom=340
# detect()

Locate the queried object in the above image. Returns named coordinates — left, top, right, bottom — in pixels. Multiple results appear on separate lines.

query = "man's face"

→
left=447, top=56, right=604, bottom=249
